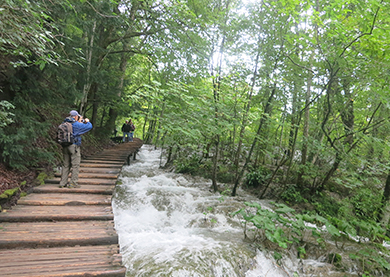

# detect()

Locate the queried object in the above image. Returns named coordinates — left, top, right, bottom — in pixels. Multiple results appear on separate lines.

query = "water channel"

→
left=112, top=145, right=356, bottom=277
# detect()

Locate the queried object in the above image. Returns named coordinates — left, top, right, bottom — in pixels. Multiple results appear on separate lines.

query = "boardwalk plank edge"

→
left=0, top=235, right=119, bottom=249
left=0, top=214, right=114, bottom=222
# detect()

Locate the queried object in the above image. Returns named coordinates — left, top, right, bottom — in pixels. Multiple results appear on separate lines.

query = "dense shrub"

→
left=244, top=166, right=271, bottom=188
left=175, top=154, right=202, bottom=174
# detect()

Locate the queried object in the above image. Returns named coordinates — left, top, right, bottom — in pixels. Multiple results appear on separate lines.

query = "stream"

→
left=112, top=145, right=357, bottom=277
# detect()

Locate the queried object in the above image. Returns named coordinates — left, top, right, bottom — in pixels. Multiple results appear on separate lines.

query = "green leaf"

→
left=275, top=205, right=295, bottom=214
left=325, top=223, right=340, bottom=237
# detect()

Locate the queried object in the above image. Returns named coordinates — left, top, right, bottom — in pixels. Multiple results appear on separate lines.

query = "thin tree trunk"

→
left=211, top=136, right=220, bottom=192
left=297, top=67, right=313, bottom=188
left=105, top=43, right=130, bottom=129
left=232, top=83, right=277, bottom=196
left=80, top=20, right=96, bottom=115
left=100, top=105, right=106, bottom=127
left=379, top=172, right=390, bottom=226
left=209, top=0, right=233, bottom=192
left=318, top=103, right=382, bottom=191
left=234, top=52, right=260, bottom=179
left=142, top=115, right=148, bottom=141
left=91, top=89, right=98, bottom=128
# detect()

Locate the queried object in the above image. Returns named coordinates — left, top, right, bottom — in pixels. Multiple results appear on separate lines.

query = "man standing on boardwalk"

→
left=59, top=110, right=93, bottom=188
left=121, top=120, right=131, bottom=142
left=128, top=119, right=135, bottom=142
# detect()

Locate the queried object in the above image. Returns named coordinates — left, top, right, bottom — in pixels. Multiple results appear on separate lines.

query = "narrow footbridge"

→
left=0, top=139, right=143, bottom=277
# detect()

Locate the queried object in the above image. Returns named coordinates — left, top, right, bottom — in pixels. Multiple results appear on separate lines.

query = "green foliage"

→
left=0, top=115, right=56, bottom=170
left=0, top=187, right=19, bottom=199
left=217, top=164, right=235, bottom=184
left=233, top=202, right=308, bottom=249
left=218, top=186, right=232, bottom=202
left=311, top=193, right=341, bottom=218
left=350, top=188, right=382, bottom=221
left=234, top=201, right=390, bottom=275
left=0, top=101, right=15, bottom=128
left=36, top=172, right=48, bottom=186
left=328, top=253, right=342, bottom=268
left=1, top=0, right=59, bottom=67
left=280, top=184, right=308, bottom=205
left=273, top=251, right=282, bottom=262
left=297, top=246, right=306, bottom=259
left=175, top=154, right=202, bottom=175
left=244, top=167, right=271, bottom=188
left=350, top=247, right=390, bottom=274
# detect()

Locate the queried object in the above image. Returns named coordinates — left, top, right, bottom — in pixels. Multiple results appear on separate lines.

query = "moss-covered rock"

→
left=0, top=187, right=19, bottom=199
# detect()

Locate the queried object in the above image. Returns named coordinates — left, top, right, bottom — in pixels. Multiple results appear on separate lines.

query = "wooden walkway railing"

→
left=0, top=139, right=143, bottom=277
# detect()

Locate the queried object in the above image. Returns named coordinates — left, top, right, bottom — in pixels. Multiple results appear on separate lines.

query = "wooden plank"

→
left=79, top=167, right=121, bottom=174
left=0, top=221, right=118, bottom=248
left=17, top=193, right=112, bottom=206
left=80, top=163, right=123, bottom=168
left=32, top=184, right=115, bottom=195
left=2, top=266, right=126, bottom=277
left=0, top=245, right=125, bottom=277
left=54, top=172, right=119, bottom=179
left=84, top=158, right=127, bottom=162
left=0, top=244, right=120, bottom=257
left=0, top=205, right=113, bottom=222
left=45, top=178, right=117, bottom=185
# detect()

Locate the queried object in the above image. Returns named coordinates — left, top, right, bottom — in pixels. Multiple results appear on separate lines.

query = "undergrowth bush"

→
left=244, top=166, right=271, bottom=188
left=350, top=187, right=382, bottom=221
left=0, top=116, right=55, bottom=170
left=217, top=164, right=235, bottom=183
left=233, top=201, right=390, bottom=276
left=175, top=154, right=202, bottom=174
left=311, top=192, right=341, bottom=218
left=280, top=184, right=308, bottom=205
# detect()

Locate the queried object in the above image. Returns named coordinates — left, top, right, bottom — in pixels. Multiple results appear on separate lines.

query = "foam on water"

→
left=113, top=145, right=339, bottom=276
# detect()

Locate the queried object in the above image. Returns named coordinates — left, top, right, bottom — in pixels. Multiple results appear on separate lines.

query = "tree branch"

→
left=339, top=1, right=382, bottom=57
left=108, top=49, right=144, bottom=55
left=285, top=55, right=315, bottom=74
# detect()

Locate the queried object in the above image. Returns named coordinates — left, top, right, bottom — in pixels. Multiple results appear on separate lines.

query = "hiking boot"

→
left=59, top=184, right=68, bottom=188
left=67, top=183, right=80, bottom=188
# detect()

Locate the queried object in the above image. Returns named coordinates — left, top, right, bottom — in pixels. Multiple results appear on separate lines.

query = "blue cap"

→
left=70, top=110, right=80, bottom=117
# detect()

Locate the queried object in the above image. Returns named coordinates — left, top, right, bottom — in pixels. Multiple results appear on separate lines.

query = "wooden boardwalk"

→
left=0, top=139, right=143, bottom=276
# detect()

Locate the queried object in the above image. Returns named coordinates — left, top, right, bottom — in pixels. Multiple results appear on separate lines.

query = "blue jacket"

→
left=64, top=117, right=93, bottom=146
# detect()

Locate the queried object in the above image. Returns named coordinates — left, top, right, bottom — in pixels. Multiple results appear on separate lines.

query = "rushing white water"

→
left=112, top=145, right=352, bottom=277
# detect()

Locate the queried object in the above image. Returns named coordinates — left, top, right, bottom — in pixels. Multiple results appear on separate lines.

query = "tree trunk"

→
left=105, top=43, right=130, bottom=130
left=88, top=83, right=98, bottom=127
left=80, top=20, right=96, bottom=115
left=379, top=172, right=390, bottom=226
left=340, top=79, right=354, bottom=146
left=317, top=152, right=342, bottom=192
left=211, top=136, right=220, bottom=192
left=232, top=83, right=277, bottom=196
left=297, top=68, right=313, bottom=188
left=233, top=52, right=259, bottom=180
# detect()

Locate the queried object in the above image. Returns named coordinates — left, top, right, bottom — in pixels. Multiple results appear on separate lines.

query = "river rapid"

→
left=112, top=145, right=355, bottom=277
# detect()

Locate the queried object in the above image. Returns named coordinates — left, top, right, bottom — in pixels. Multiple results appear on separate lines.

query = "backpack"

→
left=57, top=121, right=74, bottom=146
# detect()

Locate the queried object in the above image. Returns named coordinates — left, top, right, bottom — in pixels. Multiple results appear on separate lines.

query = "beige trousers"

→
left=59, top=144, right=81, bottom=186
